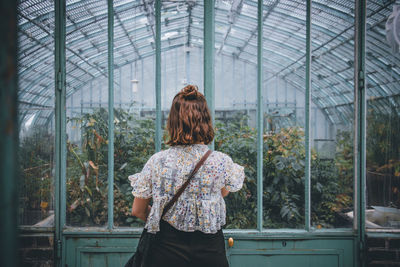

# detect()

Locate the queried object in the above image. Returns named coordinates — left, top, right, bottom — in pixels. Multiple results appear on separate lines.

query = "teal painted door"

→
left=225, top=237, right=353, bottom=267
left=64, top=234, right=355, bottom=267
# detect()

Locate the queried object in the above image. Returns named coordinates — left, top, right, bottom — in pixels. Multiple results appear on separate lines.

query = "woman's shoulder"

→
left=211, top=150, right=235, bottom=164
left=147, top=149, right=170, bottom=163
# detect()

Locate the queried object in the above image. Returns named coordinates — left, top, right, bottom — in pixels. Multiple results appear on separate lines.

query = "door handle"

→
left=228, top=237, right=234, bottom=248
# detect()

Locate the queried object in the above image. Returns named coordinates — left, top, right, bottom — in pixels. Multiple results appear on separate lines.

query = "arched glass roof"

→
left=17, top=0, right=400, bottom=126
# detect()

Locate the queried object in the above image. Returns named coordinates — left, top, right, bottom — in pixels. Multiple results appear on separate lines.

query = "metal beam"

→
left=217, top=0, right=244, bottom=54
left=18, top=28, right=95, bottom=83
left=354, top=0, right=366, bottom=266
left=0, top=0, right=19, bottom=266
left=236, top=0, right=279, bottom=58
left=305, top=0, right=311, bottom=231
left=256, top=0, right=263, bottom=232
left=54, top=0, right=66, bottom=266
left=142, top=0, right=156, bottom=42
left=155, top=0, right=161, bottom=152
left=204, top=0, right=215, bottom=150
left=17, top=12, right=106, bottom=80
left=264, top=0, right=395, bottom=84
left=115, top=12, right=142, bottom=59
left=186, top=2, right=194, bottom=47
left=107, top=0, right=114, bottom=229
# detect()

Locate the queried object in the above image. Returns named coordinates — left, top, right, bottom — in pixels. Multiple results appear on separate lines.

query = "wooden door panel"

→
left=229, top=250, right=342, bottom=267
left=64, top=236, right=353, bottom=267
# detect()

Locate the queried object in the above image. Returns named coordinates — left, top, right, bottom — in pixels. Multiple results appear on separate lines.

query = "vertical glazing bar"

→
left=0, top=1, right=18, bottom=266
left=204, top=0, right=215, bottom=150
left=119, top=68, right=122, bottom=108
left=354, top=0, right=366, bottom=265
left=155, top=0, right=161, bottom=152
left=130, top=63, right=133, bottom=102
left=141, top=59, right=144, bottom=106
left=54, top=0, right=66, bottom=265
left=186, top=50, right=190, bottom=83
left=257, top=0, right=263, bottom=231
left=90, top=81, right=93, bottom=107
left=304, top=0, right=312, bottom=232
left=107, top=0, right=114, bottom=229
left=175, top=49, right=178, bottom=93
left=163, top=52, right=166, bottom=110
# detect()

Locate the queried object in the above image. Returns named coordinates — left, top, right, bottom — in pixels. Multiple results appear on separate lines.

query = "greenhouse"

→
left=1, top=0, right=400, bottom=266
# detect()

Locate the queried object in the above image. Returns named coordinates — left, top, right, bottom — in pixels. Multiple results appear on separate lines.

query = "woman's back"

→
left=129, top=143, right=244, bottom=234
left=128, top=85, right=244, bottom=267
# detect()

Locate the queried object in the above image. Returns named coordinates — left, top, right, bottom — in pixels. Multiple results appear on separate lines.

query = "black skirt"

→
left=148, top=220, right=229, bottom=267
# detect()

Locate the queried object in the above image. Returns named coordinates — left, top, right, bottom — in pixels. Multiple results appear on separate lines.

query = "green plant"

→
left=215, top=114, right=257, bottom=229
left=262, top=127, right=306, bottom=228
left=19, top=127, right=54, bottom=225
left=66, top=108, right=155, bottom=226
left=64, top=109, right=355, bottom=228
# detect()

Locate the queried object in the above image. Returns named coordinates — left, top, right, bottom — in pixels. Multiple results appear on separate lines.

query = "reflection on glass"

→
left=17, top=2, right=55, bottom=226
left=111, top=60, right=156, bottom=228
left=261, top=0, right=310, bottom=229
left=311, top=2, right=355, bottom=228
left=112, top=1, right=157, bottom=227
left=215, top=112, right=257, bottom=229
left=65, top=0, right=108, bottom=226
left=19, top=120, right=55, bottom=226
left=366, top=1, right=400, bottom=229
left=263, top=78, right=305, bottom=229
left=66, top=107, right=109, bottom=226
left=215, top=0, right=258, bottom=229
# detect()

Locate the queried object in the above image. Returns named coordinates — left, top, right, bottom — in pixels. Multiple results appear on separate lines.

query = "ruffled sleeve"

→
left=128, top=156, right=156, bottom=199
left=223, top=156, right=245, bottom=192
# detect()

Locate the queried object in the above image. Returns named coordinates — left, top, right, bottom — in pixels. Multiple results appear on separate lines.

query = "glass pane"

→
left=366, top=1, right=400, bottom=229
left=262, top=0, right=305, bottom=229
left=215, top=0, right=257, bottom=229
left=311, top=1, right=354, bottom=228
left=17, top=2, right=55, bottom=227
left=65, top=0, right=108, bottom=226
left=113, top=0, right=155, bottom=227
left=160, top=1, right=204, bottom=139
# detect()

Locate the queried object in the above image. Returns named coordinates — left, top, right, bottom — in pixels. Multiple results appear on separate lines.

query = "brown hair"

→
left=166, top=85, right=214, bottom=146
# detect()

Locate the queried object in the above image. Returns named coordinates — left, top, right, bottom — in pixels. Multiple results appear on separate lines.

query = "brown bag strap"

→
left=161, top=149, right=212, bottom=218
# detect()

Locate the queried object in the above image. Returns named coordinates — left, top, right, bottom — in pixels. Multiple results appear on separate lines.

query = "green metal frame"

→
left=0, top=1, right=19, bottom=266
left=354, top=0, right=367, bottom=266
left=49, top=0, right=371, bottom=266
left=305, top=0, right=312, bottom=232
left=54, top=0, right=66, bottom=266
left=107, top=0, right=114, bottom=230
left=155, top=0, right=162, bottom=152
left=257, top=0, right=263, bottom=232
left=204, top=0, right=215, bottom=151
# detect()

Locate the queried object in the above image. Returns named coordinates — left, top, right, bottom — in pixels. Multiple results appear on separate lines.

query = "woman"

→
left=129, top=85, right=245, bottom=267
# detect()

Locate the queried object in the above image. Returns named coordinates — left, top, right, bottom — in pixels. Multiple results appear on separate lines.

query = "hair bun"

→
left=181, top=85, right=199, bottom=100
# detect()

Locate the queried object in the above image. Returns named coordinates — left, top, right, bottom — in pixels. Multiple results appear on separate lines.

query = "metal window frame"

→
left=0, top=1, right=19, bottom=266
left=52, top=1, right=369, bottom=266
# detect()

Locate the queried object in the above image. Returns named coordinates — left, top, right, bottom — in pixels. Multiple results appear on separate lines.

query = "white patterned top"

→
left=128, top=144, right=245, bottom=234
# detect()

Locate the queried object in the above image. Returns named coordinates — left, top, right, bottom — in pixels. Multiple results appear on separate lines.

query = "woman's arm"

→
left=221, top=187, right=229, bottom=198
left=131, top=197, right=151, bottom=222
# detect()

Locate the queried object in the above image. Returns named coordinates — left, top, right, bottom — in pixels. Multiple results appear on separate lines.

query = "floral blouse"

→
left=128, top=144, right=245, bottom=234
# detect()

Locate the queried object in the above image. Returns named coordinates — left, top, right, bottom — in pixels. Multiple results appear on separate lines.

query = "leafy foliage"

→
left=215, top=115, right=257, bottom=229
left=367, top=106, right=400, bottom=177
left=19, top=128, right=54, bottom=225
left=263, top=127, right=306, bottom=228
left=366, top=105, right=400, bottom=207
left=22, top=109, right=355, bottom=229
left=66, top=108, right=155, bottom=226
left=216, top=114, right=353, bottom=228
